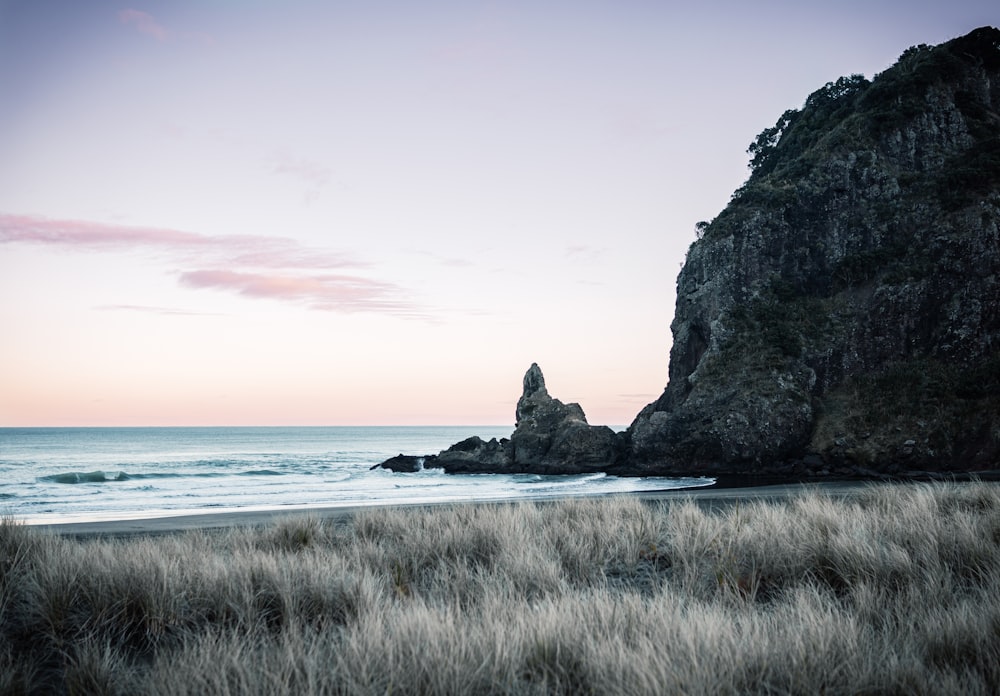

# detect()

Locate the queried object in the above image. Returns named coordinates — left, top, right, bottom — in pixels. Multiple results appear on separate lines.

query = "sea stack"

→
left=375, top=363, right=619, bottom=474
left=507, top=363, right=617, bottom=473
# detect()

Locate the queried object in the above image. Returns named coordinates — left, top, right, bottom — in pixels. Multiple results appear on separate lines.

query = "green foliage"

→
left=698, top=27, right=1000, bottom=284
left=747, top=108, right=799, bottom=172
left=860, top=45, right=963, bottom=132
left=861, top=27, right=1000, bottom=135
left=832, top=245, right=901, bottom=289
left=955, top=88, right=1000, bottom=140
left=804, top=74, right=870, bottom=111
left=746, top=75, right=869, bottom=177
left=728, top=180, right=799, bottom=208
left=954, top=352, right=1000, bottom=399
left=813, top=352, right=1000, bottom=464
left=714, top=278, right=830, bottom=371
left=741, top=27, right=1000, bottom=187
left=936, top=137, right=1000, bottom=210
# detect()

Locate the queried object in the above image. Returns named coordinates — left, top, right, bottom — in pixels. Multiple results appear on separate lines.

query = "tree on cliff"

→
left=746, top=74, right=869, bottom=175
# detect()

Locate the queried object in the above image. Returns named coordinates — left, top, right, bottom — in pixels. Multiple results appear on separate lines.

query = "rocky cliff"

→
left=627, top=26, right=1000, bottom=476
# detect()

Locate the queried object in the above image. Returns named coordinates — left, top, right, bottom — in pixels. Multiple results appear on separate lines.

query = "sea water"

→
left=0, top=427, right=713, bottom=523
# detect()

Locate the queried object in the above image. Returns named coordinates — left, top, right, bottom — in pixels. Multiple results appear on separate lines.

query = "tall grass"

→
left=2, top=483, right=999, bottom=694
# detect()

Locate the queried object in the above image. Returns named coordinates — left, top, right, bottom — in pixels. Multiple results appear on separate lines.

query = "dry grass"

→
left=2, top=482, right=999, bottom=694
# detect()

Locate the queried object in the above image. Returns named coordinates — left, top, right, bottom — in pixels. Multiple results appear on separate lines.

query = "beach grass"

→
left=2, top=482, right=999, bottom=694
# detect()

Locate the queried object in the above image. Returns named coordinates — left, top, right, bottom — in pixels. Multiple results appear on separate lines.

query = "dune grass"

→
left=2, top=482, right=999, bottom=694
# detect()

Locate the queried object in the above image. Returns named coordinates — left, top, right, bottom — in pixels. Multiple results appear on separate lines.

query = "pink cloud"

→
left=1, top=214, right=204, bottom=248
left=119, top=9, right=169, bottom=41
left=1, top=213, right=424, bottom=318
left=180, top=270, right=421, bottom=316
left=0, top=214, right=357, bottom=269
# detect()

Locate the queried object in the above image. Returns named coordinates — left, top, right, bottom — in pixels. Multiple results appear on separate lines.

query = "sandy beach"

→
left=33, top=480, right=881, bottom=537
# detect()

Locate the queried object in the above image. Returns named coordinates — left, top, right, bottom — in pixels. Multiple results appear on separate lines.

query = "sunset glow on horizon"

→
left=2, top=1, right=995, bottom=427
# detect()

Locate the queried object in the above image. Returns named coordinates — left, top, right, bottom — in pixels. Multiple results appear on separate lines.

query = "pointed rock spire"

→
left=522, top=363, right=547, bottom=398
left=516, top=363, right=550, bottom=424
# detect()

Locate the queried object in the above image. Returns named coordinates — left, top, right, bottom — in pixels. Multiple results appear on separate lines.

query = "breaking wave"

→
left=39, top=471, right=128, bottom=484
left=38, top=469, right=287, bottom=484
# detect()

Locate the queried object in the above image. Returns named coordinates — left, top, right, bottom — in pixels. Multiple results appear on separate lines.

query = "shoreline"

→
left=31, top=480, right=879, bottom=537
left=30, top=473, right=1000, bottom=537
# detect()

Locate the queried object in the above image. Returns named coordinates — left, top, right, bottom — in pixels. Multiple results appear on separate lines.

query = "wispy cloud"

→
left=118, top=9, right=168, bottom=41
left=1, top=214, right=423, bottom=318
left=270, top=154, right=333, bottom=204
left=0, top=214, right=357, bottom=269
left=180, top=270, right=422, bottom=316
left=118, top=9, right=216, bottom=46
left=271, top=155, right=331, bottom=188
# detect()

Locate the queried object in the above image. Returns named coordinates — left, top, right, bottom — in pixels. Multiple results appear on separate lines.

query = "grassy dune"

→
left=2, top=483, right=999, bottom=694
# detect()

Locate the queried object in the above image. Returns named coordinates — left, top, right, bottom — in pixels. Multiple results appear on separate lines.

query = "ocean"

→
left=0, top=427, right=714, bottom=524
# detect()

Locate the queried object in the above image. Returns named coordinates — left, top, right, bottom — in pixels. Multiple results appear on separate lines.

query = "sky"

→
left=1, top=1, right=996, bottom=427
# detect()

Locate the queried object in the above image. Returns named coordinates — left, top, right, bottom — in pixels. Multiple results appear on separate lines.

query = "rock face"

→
left=626, top=27, right=1000, bottom=476
left=375, top=364, right=618, bottom=475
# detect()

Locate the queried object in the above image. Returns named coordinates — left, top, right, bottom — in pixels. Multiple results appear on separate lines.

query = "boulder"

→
left=372, top=454, right=438, bottom=473
left=435, top=436, right=511, bottom=474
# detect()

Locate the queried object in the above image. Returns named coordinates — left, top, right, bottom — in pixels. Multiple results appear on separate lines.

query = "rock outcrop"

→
left=434, top=435, right=512, bottom=473
left=375, top=364, right=618, bottom=474
left=508, top=364, right=618, bottom=473
left=626, top=26, right=1000, bottom=477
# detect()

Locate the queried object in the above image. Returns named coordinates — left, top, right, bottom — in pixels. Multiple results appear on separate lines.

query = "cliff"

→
left=627, top=26, right=1000, bottom=476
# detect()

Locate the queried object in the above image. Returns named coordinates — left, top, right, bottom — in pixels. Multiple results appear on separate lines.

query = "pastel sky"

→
left=1, top=1, right=996, bottom=426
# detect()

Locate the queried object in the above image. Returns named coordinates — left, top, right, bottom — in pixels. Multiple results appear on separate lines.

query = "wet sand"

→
left=34, top=480, right=885, bottom=538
